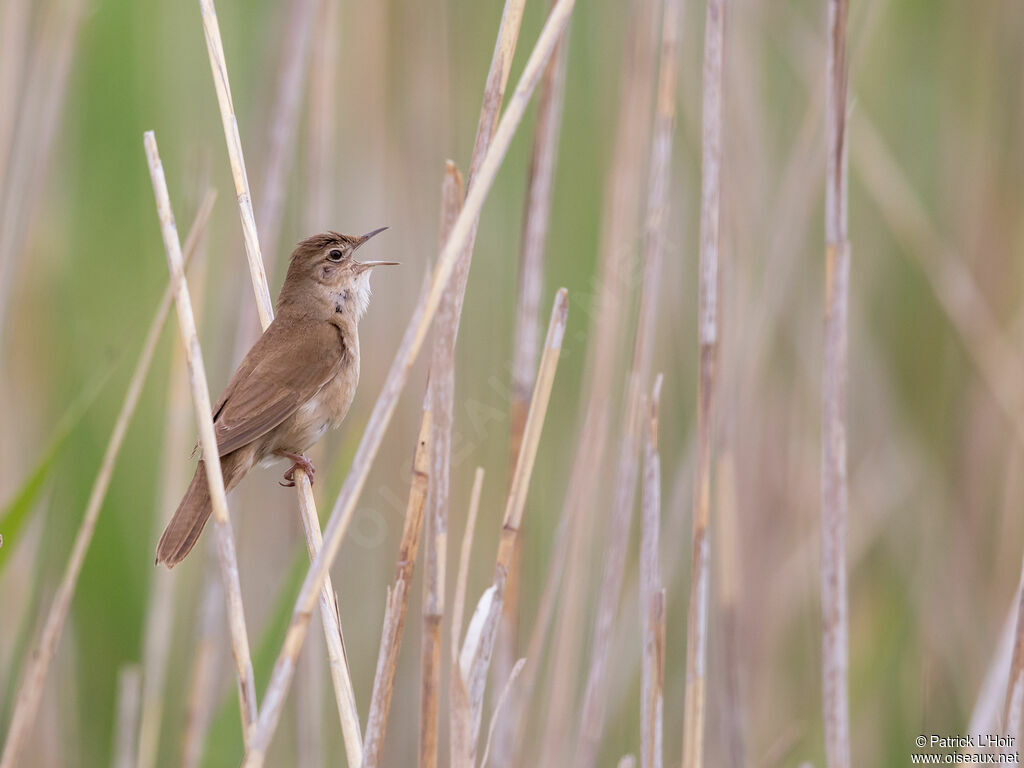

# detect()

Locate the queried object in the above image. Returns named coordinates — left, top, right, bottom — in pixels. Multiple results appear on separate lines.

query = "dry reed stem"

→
left=618, top=756, right=638, bottom=768
left=362, top=407, right=432, bottom=768
left=197, top=0, right=273, bottom=327
left=182, top=572, right=225, bottom=768
left=144, top=131, right=259, bottom=740
left=0, top=0, right=85, bottom=348
left=421, top=160, right=465, bottom=768
left=306, top=0, right=338, bottom=230
left=968, top=600, right=1016, bottom=752
left=296, top=472, right=363, bottom=765
left=136, top=189, right=218, bottom=768
left=454, top=289, right=568, bottom=761
left=821, top=1, right=851, bottom=767
left=641, top=376, right=664, bottom=768
left=479, top=657, right=526, bottom=768
left=113, top=665, right=142, bottom=768
left=540, top=0, right=658, bottom=757
left=422, top=1, right=526, bottom=758
left=198, top=0, right=362, bottom=752
left=681, top=0, right=724, bottom=764
left=494, top=8, right=570, bottom=756
left=574, top=0, right=676, bottom=759
left=242, top=3, right=578, bottom=758
left=0, top=188, right=214, bottom=768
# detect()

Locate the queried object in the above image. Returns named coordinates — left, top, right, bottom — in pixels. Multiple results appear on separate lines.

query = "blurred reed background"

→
left=2, top=0, right=1024, bottom=766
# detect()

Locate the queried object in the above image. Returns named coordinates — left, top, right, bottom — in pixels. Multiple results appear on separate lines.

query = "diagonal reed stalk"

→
left=144, top=130, right=260, bottom=741
left=0, top=191, right=215, bottom=768
left=421, top=0, right=526, bottom=761
left=573, top=0, right=677, bottom=759
left=478, top=658, right=526, bottom=768
left=680, top=0, right=725, bottom=764
left=821, top=1, right=851, bottom=766
left=451, top=289, right=568, bottom=765
left=240, top=1, right=578, bottom=760
left=363, top=405, right=433, bottom=768
left=196, top=1, right=362, bottom=760
left=421, top=160, right=465, bottom=768
left=641, top=376, right=664, bottom=768
left=136, top=187, right=217, bottom=768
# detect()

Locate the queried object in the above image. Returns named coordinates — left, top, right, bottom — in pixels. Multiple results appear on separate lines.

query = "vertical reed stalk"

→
left=821, top=1, right=851, bottom=766
left=197, top=2, right=362, bottom=757
left=113, top=665, right=142, bottom=768
left=421, top=160, right=465, bottom=768
left=0, top=193, right=214, bottom=768
left=641, top=376, right=664, bottom=768
left=540, top=0, right=658, bottom=757
left=681, top=0, right=724, bottom=764
left=181, top=566, right=224, bottom=768
left=363, top=406, right=432, bottom=768
left=421, top=0, right=526, bottom=760
left=494, top=8, right=570, bottom=758
left=144, top=130, right=260, bottom=740
left=242, top=4, right=578, bottom=758
left=574, top=0, right=677, bottom=760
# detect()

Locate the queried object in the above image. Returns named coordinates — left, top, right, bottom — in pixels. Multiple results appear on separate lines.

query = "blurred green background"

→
left=2, top=0, right=1024, bottom=766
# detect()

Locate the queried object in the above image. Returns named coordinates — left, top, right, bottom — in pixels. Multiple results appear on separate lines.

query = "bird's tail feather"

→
left=156, top=454, right=246, bottom=568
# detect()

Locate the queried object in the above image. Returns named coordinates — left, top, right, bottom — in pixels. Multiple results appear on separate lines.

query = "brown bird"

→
left=156, top=229, right=397, bottom=568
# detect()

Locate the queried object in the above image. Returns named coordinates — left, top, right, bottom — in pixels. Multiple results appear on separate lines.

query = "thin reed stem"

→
left=574, top=0, right=676, bottom=758
left=821, top=1, right=851, bottom=766
left=363, top=406, right=432, bottom=768
left=241, top=2, right=578, bottom=759
left=181, top=564, right=224, bottom=768
left=0, top=191, right=215, bottom=768
left=113, top=665, right=142, bottom=768
left=641, top=376, right=664, bottom=768
left=681, top=0, right=724, bottom=764
left=144, top=130, right=259, bottom=741
left=421, top=159, right=465, bottom=768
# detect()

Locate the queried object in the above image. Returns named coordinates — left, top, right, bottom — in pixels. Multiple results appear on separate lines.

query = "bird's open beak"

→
left=355, top=226, right=389, bottom=248
left=354, top=260, right=400, bottom=273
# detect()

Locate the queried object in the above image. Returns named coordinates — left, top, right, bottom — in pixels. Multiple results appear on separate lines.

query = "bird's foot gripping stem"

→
left=278, top=452, right=316, bottom=487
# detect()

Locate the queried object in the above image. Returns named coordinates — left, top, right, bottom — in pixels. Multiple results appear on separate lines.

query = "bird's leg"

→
left=277, top=452, right=316, bottom=487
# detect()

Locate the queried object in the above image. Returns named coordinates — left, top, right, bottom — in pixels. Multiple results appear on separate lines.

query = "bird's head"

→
left=278, top=228, right=397, bottom=320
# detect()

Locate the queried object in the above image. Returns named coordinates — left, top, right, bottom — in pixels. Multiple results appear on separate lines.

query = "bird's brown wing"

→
left=213, top=321, right=345, bottom=456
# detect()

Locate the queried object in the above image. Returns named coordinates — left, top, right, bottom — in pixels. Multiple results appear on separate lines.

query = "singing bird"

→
left=156, top=229, right=397, bottom=567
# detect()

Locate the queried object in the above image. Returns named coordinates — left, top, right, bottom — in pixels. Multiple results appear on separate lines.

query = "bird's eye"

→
left=327, top=249, right=344, bottom=262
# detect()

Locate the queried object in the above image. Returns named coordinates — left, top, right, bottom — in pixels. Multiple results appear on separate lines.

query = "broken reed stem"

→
left=363, top=407, right=432, bottom=768
left=113, top=665, right=142, bottom=768
left=197, top=0, right=272, bottom=326
left=573, top=0, right=676, bottom=760
left=821, top=1, right=851, bottom=767
left=420, top=160, right=465, bottom=768
left=242, top=2, right=578, bottom=759
left=455, top=289, right=568, bottom=761
left=136, top=189, right=217, bottom=768
left=641, top=376, right=664, bottom=768
left=681, top=0, right=724, bottom=765
left=295, top=473, right=363, bottom=766
left=197, top=0, right=362, bottom=755
left=0, top=190, right=215, bottom=768
left=144, top=130, right=259, bottom=741
left=423, top=1, right=526, bottom=759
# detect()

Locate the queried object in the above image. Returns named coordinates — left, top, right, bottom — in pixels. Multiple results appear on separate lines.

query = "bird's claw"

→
left=279, top=453, right=316, bottom=487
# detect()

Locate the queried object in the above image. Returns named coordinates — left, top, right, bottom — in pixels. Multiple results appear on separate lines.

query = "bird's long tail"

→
left=156, top=452, right=248, bottom=568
